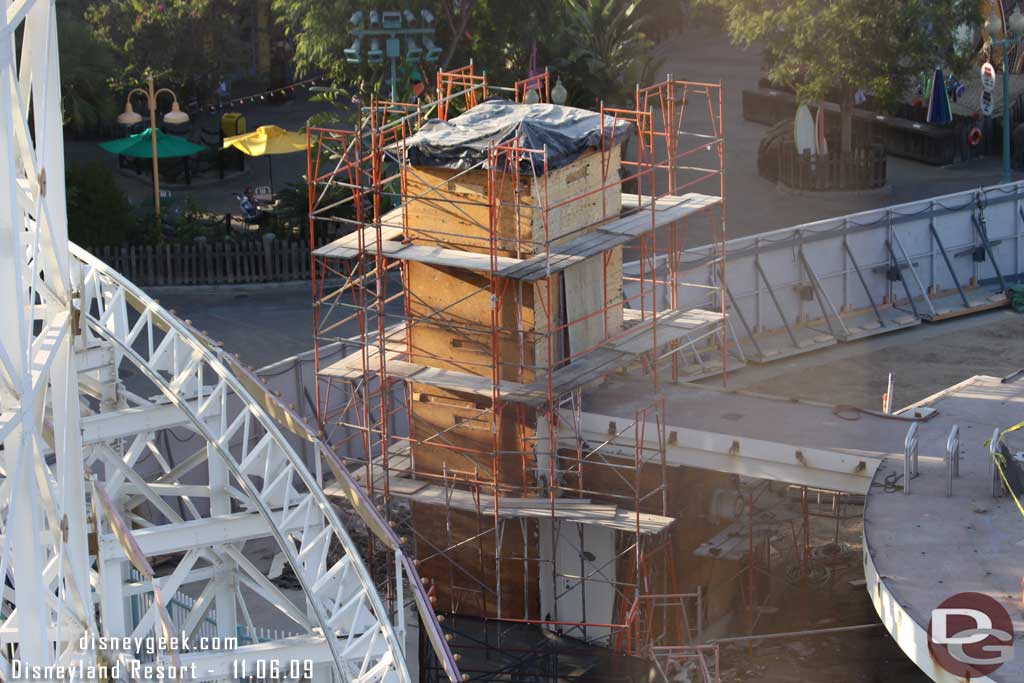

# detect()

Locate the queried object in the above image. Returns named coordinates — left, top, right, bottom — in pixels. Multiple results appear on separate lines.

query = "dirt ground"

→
left=705, top=308, right=1024, bottom=682
left=716, top=504, right=929, bottom=682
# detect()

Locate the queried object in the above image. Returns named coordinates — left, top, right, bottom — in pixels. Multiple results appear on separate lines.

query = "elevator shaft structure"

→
left=310, top=69, right=728, bottom=663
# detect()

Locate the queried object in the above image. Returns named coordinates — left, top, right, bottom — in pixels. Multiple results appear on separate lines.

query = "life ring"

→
left=969, top=127, right=983, bottom=146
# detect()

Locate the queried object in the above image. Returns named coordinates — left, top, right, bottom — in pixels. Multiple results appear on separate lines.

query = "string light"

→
left=212, top=75, right=326, bottom=110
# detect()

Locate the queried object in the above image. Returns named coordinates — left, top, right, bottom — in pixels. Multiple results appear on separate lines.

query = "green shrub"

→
left=274, top=179, right=357, bottom=240
left=66, top=161, right=142, bottom=247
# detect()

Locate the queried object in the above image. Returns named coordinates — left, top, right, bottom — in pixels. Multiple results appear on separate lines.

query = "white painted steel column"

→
left=208, top=430, right=239, bottom=656
left=0, top=0, right=51, bottom=670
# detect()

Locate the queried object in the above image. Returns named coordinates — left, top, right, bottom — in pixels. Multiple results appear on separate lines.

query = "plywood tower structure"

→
left=309, top=68, right=731, bottom=664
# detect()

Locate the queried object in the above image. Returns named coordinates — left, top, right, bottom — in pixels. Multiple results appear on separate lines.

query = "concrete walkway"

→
left=650, top=28, right=1015, bottom=243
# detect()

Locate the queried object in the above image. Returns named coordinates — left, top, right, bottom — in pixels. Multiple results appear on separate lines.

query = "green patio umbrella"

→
left=100, top=128, right=207, bottom=158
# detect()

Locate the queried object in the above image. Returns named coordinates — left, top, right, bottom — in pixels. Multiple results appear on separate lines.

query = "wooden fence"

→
left=775, top=146, right=887, bottom=191
left=86, top=238, right=327, bottom=286
left=743, top=88, right=955, bottom=165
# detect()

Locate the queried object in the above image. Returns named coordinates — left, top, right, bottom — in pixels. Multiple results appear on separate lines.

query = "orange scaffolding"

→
left=308, top=69, right=727, bottom=679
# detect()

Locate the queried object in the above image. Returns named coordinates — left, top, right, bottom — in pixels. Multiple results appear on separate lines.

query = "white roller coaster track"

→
left=0, top=1, right=459, bottom=680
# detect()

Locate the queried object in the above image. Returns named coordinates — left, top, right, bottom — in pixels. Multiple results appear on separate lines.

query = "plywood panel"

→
left=605, top=246, right=624, bottom=335
left=546, top=248, right=623, bottom=362
left=404, top=166, right=531, bottom=255
left=412, top=503, right=540, bottom=619
left=409, top=390, right=534, bottom=487
left=407, top=262, right=531, bottom=378
left=406, top=146, right=624, bottom=257
left=531, top=275, right=564, bottom=377
left=565, top=255, right=606, bottom=357
left=536, top=147, right=623, bottom=249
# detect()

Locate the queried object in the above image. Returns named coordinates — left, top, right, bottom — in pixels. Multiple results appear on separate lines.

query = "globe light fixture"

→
left=1009, top=6, right=1024, bottom=35
left=551, top=78, right=568, bottom=106
left=986, top=11, right=1003, bottom=37
left=163, top=100, right=190, bottom=125
left=117, top=102, right=143, bottom=126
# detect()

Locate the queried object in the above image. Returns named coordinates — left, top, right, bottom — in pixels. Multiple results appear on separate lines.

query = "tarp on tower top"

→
left=404, top=99, right=635, bottom=172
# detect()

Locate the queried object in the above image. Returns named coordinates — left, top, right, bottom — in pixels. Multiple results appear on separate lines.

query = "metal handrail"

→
left=903, top=422, right=919, bottom=495
left=945, top=424, right=960, bottom=497
left=990, top=427, right=1004, bottom=498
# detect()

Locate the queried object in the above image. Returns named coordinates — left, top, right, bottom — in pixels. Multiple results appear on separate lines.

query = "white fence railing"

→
left=626, top=181, right=1024, bottom=370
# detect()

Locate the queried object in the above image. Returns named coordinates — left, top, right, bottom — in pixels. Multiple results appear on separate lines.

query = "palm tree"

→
left=556, top=0, right=664, bottom=107
left=59, top=11, right=118, bottom=137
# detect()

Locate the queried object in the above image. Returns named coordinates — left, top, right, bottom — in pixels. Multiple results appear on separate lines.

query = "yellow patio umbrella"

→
left=222, top=124, right=307, bottom=194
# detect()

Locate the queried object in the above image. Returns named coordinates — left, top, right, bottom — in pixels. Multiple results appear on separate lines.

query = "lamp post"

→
left=117, top=74, right=190, bottom=220
left=986, top=7, right=1024, bottom=183
left=345, top=9, right=441, bottom=101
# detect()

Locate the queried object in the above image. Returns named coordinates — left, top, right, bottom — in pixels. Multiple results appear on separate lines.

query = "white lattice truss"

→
left=0, top=2, right=459, bottom=680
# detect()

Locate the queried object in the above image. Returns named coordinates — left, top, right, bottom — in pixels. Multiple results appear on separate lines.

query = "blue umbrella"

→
left=926, top=67, right=952, bottom=125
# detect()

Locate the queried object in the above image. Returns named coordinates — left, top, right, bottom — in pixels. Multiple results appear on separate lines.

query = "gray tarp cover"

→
left=405, top=99, right=635, bottom=172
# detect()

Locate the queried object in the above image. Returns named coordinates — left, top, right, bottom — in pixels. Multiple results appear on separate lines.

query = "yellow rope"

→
left=986, top=419, right=1024, bottom=518
left=981, top=419, right=1024, bottom=518
left=992, top=453, right=1024, bottom=519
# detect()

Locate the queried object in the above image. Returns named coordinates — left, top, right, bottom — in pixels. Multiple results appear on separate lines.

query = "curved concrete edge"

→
left=862, top=527, right=998, bottom=683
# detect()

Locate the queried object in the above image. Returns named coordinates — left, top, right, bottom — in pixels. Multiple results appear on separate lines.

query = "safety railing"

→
left=991, top=428, right=1006, bottom=498
left=903, top=422, right=919, bottom=495
left=945, top=424, right=960, bottom=497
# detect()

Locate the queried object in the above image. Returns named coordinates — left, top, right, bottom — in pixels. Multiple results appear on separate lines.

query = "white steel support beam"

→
left=98, top=512, right=308, bottom=561
left=567, top=412, right=881, bottom=494
left=207, top=414, right=239, bottom=649
left=2, top=430, right=49, bottom=666
left=0, top=0, right=92, bottom=672
left=81, top=401, right=209, bottom=444
left=50, top=331, right=91, bottom=631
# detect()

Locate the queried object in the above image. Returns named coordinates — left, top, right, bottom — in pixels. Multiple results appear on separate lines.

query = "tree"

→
left=273, top=0, right=444, bottom=103
left=58, top=9, right=119, bottom=136
left=66, top=162, right=140, bottom=247
left=85, top=0, right=249, bottom=97
left=703, top=0, right=980, bottom=155
left=554, top=0, right=663, bottom=107
left=272, top=0, right=660, bottom=109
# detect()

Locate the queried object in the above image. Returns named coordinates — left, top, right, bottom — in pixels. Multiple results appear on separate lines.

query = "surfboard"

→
left=794, top=104, right=817, bottom=155
left=815, top=106, right=828, bottom=155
